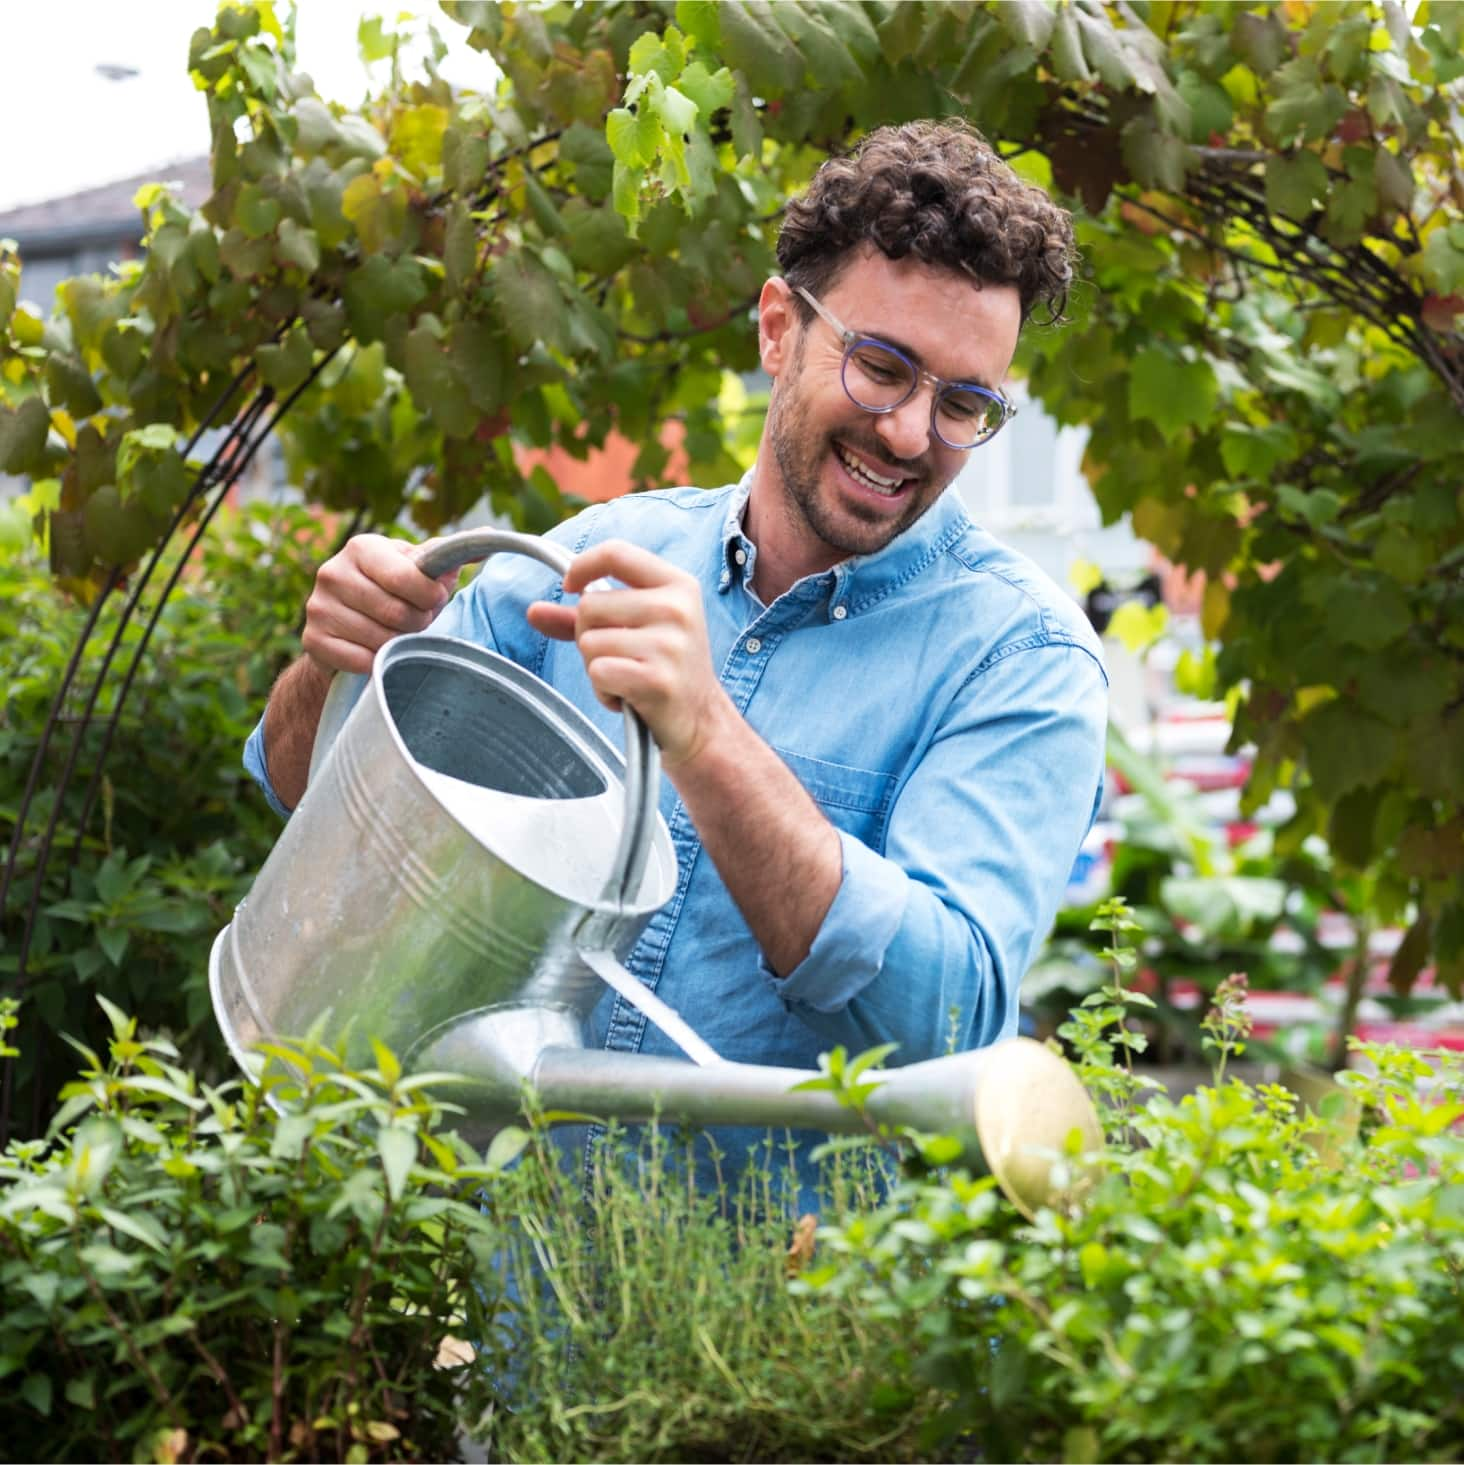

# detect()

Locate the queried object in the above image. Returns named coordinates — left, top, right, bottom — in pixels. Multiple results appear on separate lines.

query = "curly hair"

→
left=776, top=120, right=1076, bottom=325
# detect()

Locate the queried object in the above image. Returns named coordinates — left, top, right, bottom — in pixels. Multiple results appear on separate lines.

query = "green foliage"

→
left=468, top=1123, right=939, bottom=1464
left=0, top=1000, right=506, bottom=1463
left=806, top=1029, right=1464, bottom=1463
left=1, top=506, right=325, bottom=1119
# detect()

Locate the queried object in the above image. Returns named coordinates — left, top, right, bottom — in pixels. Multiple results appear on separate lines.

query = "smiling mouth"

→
left=834, top=442, right=914, bottom=497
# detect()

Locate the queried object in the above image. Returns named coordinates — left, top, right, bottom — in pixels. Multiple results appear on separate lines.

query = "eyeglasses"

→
left=794, top=286, right=1016, bottom=450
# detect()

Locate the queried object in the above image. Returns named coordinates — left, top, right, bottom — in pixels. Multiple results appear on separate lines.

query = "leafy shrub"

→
left=806, top=994, right=1464, bottom=1462
left=1, top=504, right=325, bottom=1128
left=0, top=998, right=512, bottom=1463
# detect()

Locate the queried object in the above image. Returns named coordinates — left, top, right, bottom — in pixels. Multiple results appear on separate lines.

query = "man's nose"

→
left=872, top=389, right=933, bottom=460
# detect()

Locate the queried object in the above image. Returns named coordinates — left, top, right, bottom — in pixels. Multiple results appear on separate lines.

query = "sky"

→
left=0, top=2, right=487, bottom=213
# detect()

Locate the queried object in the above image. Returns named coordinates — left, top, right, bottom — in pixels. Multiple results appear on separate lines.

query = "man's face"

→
left=760, top=248, right=1022, bottom=566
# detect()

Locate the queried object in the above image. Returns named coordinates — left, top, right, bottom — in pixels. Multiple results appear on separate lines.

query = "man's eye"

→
left=941, top=392, right=987, bottom=421
left=851, top=346, right=907, bottom=385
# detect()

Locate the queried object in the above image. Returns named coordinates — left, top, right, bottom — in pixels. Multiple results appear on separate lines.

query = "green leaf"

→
left=1265, top=151, right=1328, bottom=221
left=342, top=254, right=426, bottom=343
left=0, top=396, right=50, bottom=475
left=719, top=0, right=801, bottom=96
left=1128, top=350, right=1218, bottom=440
left=606, top=106, right=660, bottom=170
left=1120, top=116, right=1189, bottom=191
left=447, top=319, right=509, bottom=412
left=559, top=122, right=614, bottom=201
left=1302, top=700, right=1397, bottom=799
left=1049, top=4, right=1091, bottom=82
left=69, top=1116, right=123, bottom=1196
left=82, top=487, right=156, bottom=567
left=63, top=1374, right=96, bottom=1411
left=493, top=248, right=569, bottom=353
left=256, top=326, right=314, bottom=396
left=96, top=924, right=130, bottom=967
left=444, top=200, right=476, bottom=296
left=45, top=354, right=102, bottom=417
left=276, top=217, right=320, bottom=272
left=96, top=1203, right=167, bottom=1253
left=996, top=0, right=1056, bottom=50
left=1160, top=875, right=1286, bottom=938
left=234, top=182, right=282, bottom=239
left=675, top=0, right=720, bottom=50
left=677, top=61, right=735, bottom=120
left=405, top=322, right=477, bottom=437
left=1074, top=7, right=1135, bottom=90
left=485, top=1124, right=530, bottom=1170
left=377, top=1124, right=415, bottom=1202
left=564, top=201, right=635, bottom=276
left=21, top=1373, right=52, bottom=1418
left=523, top=168, right=566, bottom=238
left=1176, top=70, right=1233, bottom=142
left=1230, top=11, right=1288, bottom=75
left=1421, top=222, right=1464, bottom=295
left=358, top=14, right=394, bottom=63
left=1265, top=60, right=1348, bottom=146
left=292, top=97, right=341, bottom=154
left=1319, top=575, right=1413, bottom=650
left=730, top=75, right=762, bottom=163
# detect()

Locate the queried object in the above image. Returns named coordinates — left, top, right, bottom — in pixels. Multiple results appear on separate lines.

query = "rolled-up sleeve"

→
left=763, top=639, right=1107, bottom=1063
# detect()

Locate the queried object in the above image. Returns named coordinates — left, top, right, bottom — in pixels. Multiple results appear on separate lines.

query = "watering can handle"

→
left=307, top=527, right=661, bottom=912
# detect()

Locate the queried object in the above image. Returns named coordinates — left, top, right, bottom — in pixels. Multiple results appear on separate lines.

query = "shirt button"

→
left=832, top=605, right=848, bottom=621
left=734, top=548, right=747, bottom=565
left=745, top=637, right=762, bottom=654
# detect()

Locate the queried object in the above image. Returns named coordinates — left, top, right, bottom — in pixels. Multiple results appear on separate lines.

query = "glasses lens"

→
left=937, top=386, right=1007, bottom=447
left=843, top=340, right=915, bottom=411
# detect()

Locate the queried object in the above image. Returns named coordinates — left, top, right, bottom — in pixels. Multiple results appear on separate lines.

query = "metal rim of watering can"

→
left=307, top=527, right=661, bottom=914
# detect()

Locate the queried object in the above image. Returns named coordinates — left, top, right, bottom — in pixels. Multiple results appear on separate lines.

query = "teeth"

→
left=836, top=445, right=905, bottom=494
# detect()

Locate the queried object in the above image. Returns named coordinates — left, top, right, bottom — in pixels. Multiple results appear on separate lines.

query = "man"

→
left=246, top=120, right=1107, bottom=1204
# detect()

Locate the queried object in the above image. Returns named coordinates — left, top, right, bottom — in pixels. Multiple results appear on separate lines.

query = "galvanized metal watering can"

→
left=210, top=529, right=1102, bottom=1217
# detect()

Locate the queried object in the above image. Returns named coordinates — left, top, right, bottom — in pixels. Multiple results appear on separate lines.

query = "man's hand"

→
left=302, top=533, right=456, bottom=675
left=526, top=539, right=735, bottom=770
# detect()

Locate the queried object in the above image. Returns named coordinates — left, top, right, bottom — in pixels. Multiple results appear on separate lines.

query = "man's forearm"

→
left=666, top=699, right=843, bottom=978
left=263, top=656, right=335, bottom=812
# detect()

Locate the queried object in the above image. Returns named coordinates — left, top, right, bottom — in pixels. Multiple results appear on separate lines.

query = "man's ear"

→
left=757, top=277, right=797, bottom=379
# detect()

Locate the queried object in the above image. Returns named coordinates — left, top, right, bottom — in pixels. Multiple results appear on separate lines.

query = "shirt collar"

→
left=718, top=467, right=971, bottom=612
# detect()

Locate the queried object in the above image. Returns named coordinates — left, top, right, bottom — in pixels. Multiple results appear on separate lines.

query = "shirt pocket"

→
left=772, top=746, right=897, bottom=850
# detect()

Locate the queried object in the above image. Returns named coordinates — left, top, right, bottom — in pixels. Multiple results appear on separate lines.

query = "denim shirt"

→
left=244, top=476, right=1107, bottom=1209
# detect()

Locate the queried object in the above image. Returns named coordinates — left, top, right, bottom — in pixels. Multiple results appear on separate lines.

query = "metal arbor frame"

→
left=0, top=355, right=337, bottom=1139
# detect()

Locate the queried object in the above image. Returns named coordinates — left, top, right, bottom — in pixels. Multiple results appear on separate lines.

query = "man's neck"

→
left=741, top=461, right=846, bottom=604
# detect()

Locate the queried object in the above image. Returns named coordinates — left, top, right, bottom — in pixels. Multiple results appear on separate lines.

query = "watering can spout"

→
left=412, top=1012, right=1102, bottom=1219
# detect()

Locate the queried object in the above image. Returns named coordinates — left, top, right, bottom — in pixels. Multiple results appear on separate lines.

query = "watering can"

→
left=210, top=529, right=1102, bottom=1217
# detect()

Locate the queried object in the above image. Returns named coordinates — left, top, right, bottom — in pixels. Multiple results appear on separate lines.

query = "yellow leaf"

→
left=390, top=103, right=450, bottom=181
left=341, top=172, right=380, bottom=223
left=1107, top=600, right=1169, bottom=654
left=1068, top=557, right=1104, bottom=596
left=150, top=1427, right=189, bottom=1464
left=1294, top=684, right=1337, bottom=715
left=1201, top=578, right=1230, bottom=640
left=52, top=408, right=76, bottom=448
left=364, top=1420, right=401, bottom=1443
